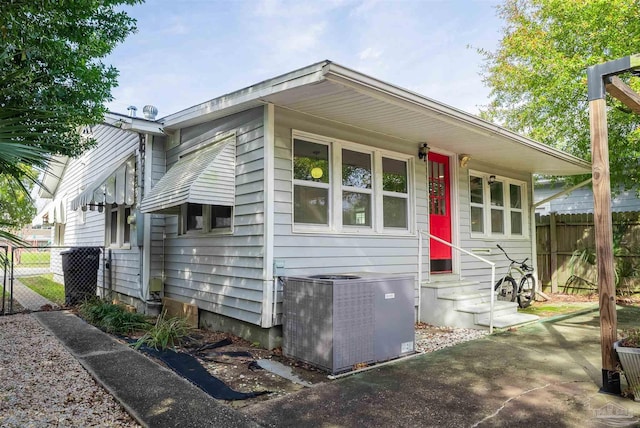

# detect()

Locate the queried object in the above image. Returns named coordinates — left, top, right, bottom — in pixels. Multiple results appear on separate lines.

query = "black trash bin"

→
left=61, top=247, right=101, bottom=306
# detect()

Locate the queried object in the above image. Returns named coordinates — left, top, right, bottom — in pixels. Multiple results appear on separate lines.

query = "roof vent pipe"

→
left=143, top=105, right=158, bottom=120
left=127, top=105, right=137, bottom=117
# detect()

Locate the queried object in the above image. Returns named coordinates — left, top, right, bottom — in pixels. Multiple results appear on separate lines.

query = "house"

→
left=35, top=61, right=591, bottom=347
left=535, top=178, right=640, bottom=215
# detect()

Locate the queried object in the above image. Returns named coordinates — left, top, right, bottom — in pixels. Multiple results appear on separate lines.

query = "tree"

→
left=0, top=0, right=142, bottom=241
left=479, top=0, right=640, bottom=190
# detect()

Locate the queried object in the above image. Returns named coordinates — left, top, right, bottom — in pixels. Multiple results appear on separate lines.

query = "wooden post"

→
left=549, top=212, right=558, bottom=293
left=589, top=97, right=619, bottom=393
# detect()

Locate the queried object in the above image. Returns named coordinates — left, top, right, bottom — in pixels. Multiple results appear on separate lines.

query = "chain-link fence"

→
left=0, top=246, right=107, bottom=315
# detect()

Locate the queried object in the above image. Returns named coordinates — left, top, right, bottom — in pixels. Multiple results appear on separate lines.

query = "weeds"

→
left=78, top=298, right=150, bottom=335
left=134, top=310, right=191, bottom=350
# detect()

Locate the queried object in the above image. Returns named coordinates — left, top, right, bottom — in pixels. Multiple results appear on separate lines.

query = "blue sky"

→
left=106, top=0, right=503, bottom=119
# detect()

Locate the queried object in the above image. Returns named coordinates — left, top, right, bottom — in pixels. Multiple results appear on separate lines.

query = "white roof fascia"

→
left=160, top=61, right=329, bottom=129
left=104, top=112, right=164, bottom=135
left=322, top=62, right=591, bottom=174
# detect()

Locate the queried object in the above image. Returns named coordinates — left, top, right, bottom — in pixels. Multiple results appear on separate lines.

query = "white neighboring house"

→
left=535, top=179, right=640, bottom=215
left=34, top=61, right=591, bottom=347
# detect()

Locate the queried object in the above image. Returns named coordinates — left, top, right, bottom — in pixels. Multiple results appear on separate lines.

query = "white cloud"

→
left=358, top=47, right=382, bottom=60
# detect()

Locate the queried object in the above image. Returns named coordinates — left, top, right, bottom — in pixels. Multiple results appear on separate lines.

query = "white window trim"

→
left=469, top=171, right=528, bottom=239
left=292, top=130, right=414, bottom=235
left=105, top=204, right=132, bottom=249
left=178, top=203, right=234, bottom=236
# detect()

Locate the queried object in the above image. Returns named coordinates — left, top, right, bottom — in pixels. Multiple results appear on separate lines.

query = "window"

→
left=54, top=223, right=65, bottom=246
left=342, top=149, right=372, bottom=227
left=293, top=139, right=330, bottom=225
left=469, top=173, right=527, bottom=238
left=105, top=204, right=132, bottom=248
left=292, top=132, right=412, bottom=234
left=382, top=157, right=408, bottom=229
left=179, top=203, right=233, bottom=234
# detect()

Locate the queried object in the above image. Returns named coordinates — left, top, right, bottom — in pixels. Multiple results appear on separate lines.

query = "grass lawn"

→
left=20, top=274, right=65, bottom=306
left=15, top=251, right=51, bottom=266
left=519, top=301, right=598, bottom=318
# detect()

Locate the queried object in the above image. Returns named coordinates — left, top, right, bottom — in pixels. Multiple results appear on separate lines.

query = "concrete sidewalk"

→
left=35, top=307, right=640, bottom=428
left=33, top=311, right=258, bottom=428
left=243, top=307, right=640, bottom=427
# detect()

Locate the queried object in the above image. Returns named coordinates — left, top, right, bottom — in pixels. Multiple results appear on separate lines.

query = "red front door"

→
left=428, top=152, right=452, bottom=273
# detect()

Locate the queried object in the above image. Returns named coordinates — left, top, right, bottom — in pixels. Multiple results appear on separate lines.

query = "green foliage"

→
left=0, top=0, right=141, bottom=244
left=134, top=311, right=192, bottom=351
left=479, top=0, right=640, bottom=189
left=0, top=0, right=143, bottom=158
left=19, top=274, right=64, bottom=306
left=78, top=298, right=150, bottom=335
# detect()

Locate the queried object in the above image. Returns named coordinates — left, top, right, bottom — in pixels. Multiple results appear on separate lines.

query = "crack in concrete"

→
left=470, top=381, right=586, bottom=427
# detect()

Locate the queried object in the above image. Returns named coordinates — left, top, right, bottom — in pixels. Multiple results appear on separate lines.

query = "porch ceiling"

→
left=163, top=61, right=591, bottom=176
left=262, top=78, right=590, bottom=176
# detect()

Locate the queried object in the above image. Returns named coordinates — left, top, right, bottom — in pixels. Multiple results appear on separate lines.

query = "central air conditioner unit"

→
left=283, top=274, right=415, bottom=374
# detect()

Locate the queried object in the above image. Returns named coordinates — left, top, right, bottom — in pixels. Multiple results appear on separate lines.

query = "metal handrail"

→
left=418, top=230, right=496, bottom=334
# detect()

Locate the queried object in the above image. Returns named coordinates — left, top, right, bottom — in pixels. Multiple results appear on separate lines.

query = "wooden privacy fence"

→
left=536, top=211, right=640, bottom=294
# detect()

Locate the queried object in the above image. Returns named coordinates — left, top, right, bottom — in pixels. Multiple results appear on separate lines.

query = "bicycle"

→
left=493, top=244, right=536, bottom=308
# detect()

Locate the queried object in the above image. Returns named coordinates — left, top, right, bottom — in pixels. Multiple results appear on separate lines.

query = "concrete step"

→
left=476, top=312, right=540, bottom=329
left=456, top=299, right=517, bottom=315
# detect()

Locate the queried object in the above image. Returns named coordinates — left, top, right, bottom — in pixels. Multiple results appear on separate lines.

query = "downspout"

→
left=262, top=103, right=276, bottom=328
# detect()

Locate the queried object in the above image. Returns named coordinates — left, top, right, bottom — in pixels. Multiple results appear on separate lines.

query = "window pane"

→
left=342, top=191, right=371, bottom=226
left=470, top=176, right=483, bottom=203
left=123, top=207, right=131, bottom=244
left=293, top=139, right=329, bottom=183
left=382, top=158, right=407, bottom=193
left=471, top=206, right=484, bottom=233
left=383, top=196, right=407, bottom=228
left=490, top=181, right=504, bottom=207
left=342, top=149, right=371, bottom=188
left=511, top=211, right=523, bottom=235
left=491, top=209, right=504, bottom=234
left=294, top=185, right=329, bottom=224
left=110, top=209, right=118, bottom=244
left=211, top=205, right=232, bottom=229
left=510, top=184, right=522, bottom=209
left=187, top=203, right=203, bottom=231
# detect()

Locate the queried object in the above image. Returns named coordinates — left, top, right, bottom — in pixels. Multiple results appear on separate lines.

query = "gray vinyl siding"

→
left=272, top=108, right=426, bottom=320
left=535, top=184, right=640, bottom=214
left=457, top=166, right=534, bottom=285
left=53, top=124, right=141, bottom=297
left=159, top=109, right=265, bottom=325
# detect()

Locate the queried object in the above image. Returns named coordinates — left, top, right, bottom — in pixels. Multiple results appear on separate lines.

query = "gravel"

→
left=0, top=314, right=140, bottom=428
left=0, top=313, right=488, bottom=427
left=415, top=324, right=489, bottom=353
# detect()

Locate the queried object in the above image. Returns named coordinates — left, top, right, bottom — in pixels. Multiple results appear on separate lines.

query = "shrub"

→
left=78, top=298, right=150, bottom=335
left=134, top=310, right=191, bottom=350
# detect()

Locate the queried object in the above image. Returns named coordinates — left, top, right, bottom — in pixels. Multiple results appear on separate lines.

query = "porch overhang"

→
left=139, top=136, right=236, bottom=214
left=161, top=61, right=591, bottom=177
left=70, top=153, right=136, bottom=211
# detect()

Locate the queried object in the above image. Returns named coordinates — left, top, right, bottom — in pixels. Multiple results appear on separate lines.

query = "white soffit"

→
left=162, top=61, right=591, bottom=176
left=139, top=136, right=236, bottom=214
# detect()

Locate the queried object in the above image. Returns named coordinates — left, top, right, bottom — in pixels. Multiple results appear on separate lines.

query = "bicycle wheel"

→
left=494, top=277, right=517, bottom=302
left=518, top=274, right=536, bottom=308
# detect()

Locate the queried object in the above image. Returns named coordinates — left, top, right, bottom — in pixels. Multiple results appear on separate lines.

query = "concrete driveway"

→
left=242, top=306, right=640, bottom=427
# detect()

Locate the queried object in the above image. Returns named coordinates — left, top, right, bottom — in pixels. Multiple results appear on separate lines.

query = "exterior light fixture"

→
left=488, top=175, right=496, bottom=184
left=418, top=143, right=429, bottom=162
left=459, top=154, right=471, bottom=168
